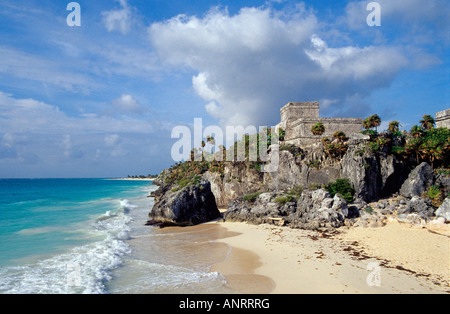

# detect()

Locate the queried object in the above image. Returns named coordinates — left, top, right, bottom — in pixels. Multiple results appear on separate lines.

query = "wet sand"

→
left=153, top=223, right=275, bottom=293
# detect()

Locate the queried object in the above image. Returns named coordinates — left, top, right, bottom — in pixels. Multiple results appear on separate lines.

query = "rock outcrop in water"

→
left=148, top=180, right=220, bottom=227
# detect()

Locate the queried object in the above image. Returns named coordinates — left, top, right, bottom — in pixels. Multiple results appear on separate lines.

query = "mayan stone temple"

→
left=278, top=101, right=363, bottom=147
left=436, top=109, right=450, bottom=129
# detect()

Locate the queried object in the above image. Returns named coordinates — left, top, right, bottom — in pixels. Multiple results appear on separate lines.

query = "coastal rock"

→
left=289, top=189, right=347, bottom=230
left=223, top=189, right=349, bottom=230
left=148, top=181, right=220, bottom=227
left=264, top=150, right=303, bottom=191
left=400, top=162, right=434, bottom=198
left=435, top=173, right=450, bottom=193
left=435, top=197, right=450, bottom=222
left=398, top=196, right=435, bottom=220
left=203, top=162, right=264, bottom=208
left=341, top=146, right=409, bottom=202
left=353, top=211, right=386, bottom=228
left=341, top=147, right=379, bottom=201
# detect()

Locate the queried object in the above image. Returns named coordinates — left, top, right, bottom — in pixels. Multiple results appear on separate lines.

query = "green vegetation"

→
left=308, top=160, right=321, bottom=169
left=278, top=128, right=286, bottom=141
left=127, top=174, right=158, bottom=178
left=363, top=114, right=382, bottom=132
left=388, top=121, right=401, bottom=133
left=322, top=131, right=348, bottom=160
left=308, top=183, right=324, bottom=190
left=280, top=144, right=304, bottom=157
left=358, top=113, right=449, bottom=168
left=423, top=185, right=445, bottom=209
left=437, top=168, right=450, bottom=176
left=419, top=115, right=435, bottom=131
left=402, top=127, right=450, bottom=168
left=273, top=185, right=303, bottom=205
left=325, top=178, right=355, bottom=203
left=288, top=185, right=303, bottom=199
left=274, top=195, right=296, bottom=205
left=243, top=192, right=262, bottom=202
left=311, top=122, right=325, bottom=136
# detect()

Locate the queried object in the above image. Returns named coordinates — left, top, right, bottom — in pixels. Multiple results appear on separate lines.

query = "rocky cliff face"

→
left=202, top=162, right=264, bottom=208
left=150, top=136, right=449, bottom=229
left=201, top=142, right=411, bottom=207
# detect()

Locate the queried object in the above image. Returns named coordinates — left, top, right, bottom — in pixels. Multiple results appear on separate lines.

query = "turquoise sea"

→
left=0, top=179, right=227, bottom=294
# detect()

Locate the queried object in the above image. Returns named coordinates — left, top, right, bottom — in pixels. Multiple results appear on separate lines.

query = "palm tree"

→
left=410, top=125, right=423, bottom=138
left=369, top=114, right=381, bottom=132
left=419, top=115, right=435, bottom=130
left=362, top=117, right=372, bottom=130
left=388, top=121, right=400, bottom=133
left=311, top=122, right=326, bottom=136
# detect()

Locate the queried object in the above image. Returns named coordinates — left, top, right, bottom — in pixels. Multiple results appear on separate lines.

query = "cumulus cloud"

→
left=148, top=5, right=409, bottom=126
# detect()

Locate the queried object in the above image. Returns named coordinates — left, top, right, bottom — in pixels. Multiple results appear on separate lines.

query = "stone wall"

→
left=436, top=109, right=450, bottom=129
left=279, top=101, right=319, bottom=131
left=279, top=102, right=362, bottom=147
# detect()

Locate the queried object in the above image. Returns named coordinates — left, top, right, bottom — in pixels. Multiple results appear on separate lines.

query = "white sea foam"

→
left=108, top=258, right=225, bottom=294
left=0, top=199, right=135, bottom=294
left=119, top=199, right=137, bottom=213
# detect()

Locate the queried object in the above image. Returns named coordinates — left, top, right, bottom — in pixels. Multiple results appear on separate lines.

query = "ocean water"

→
left=0, top=179, right=228, bottom=294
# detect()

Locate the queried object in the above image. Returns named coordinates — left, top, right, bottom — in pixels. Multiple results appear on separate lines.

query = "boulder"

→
left=435, top=197, right=450, bottom=222
left=400, top=162, right=434, bottom=198
left=435, top=173, right=450, bottom=193
left=398, top=196, right=435, bottom=219
left=290, top=189, right=347, bottom=230
left=148, top=181, right=220, bottom=227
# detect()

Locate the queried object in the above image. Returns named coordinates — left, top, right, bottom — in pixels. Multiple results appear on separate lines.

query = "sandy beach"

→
left=211, top=220, right=450, bottom=294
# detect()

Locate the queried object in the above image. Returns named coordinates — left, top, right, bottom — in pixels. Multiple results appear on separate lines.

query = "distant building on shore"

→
left=277, top=101, right=362, bottom=147
left=436, top=109, right=450, bottom=129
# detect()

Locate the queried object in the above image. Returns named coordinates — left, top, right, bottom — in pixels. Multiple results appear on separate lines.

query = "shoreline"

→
left=210, top=220, right=450, bottom=294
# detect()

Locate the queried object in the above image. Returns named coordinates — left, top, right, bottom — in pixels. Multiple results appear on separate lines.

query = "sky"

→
left=0, top=0, right=448, bottom=178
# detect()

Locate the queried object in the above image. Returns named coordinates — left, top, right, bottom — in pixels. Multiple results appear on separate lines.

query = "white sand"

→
left=212, top=221, right=450, bottom=294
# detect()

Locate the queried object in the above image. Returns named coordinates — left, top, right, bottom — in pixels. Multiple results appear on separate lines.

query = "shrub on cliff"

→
left=325, top=178, right=355, bottom=203
left=311, top=122, right=325, bottom=136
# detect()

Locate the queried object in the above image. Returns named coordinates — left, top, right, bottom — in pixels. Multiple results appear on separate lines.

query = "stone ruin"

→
left=435, top=109, right=450, bottom=129
left=277, top=101, right=362, bottom=147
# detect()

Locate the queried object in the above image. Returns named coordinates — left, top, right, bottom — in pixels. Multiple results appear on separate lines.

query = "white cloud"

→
left=0, top=91, right=157, bottom=162
left=111, top=94, right=143, bottom=114
left=305, top=34, right=408, bottom=80
left=149, top=5, right=409, bottom=126
left=102, top=0, right=134, bottom=35
left=0, top=47, right=98, bottom=93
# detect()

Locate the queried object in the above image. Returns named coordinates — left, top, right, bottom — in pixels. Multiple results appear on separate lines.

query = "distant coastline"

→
left=107, top=178, right=155, bottom=181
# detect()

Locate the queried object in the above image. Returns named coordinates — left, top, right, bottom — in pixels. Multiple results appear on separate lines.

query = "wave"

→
left=119, top=199, right=137, bottom=214
left=0, top=199, right=135, bottom=294
left=108, top=259, right=225, bottom=294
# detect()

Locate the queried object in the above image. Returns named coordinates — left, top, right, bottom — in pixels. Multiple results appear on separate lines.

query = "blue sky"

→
left=0, top=0, right=448, bottom=178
